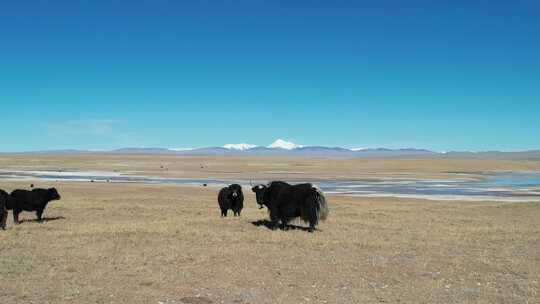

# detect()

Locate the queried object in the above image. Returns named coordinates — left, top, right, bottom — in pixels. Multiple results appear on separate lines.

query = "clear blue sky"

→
left=1, top=0, right=539, bottom=152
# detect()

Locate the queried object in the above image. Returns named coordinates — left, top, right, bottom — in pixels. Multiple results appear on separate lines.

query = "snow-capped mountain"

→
left=223, top=143, right=258, bottom=151
left=267, top=139, right=303, bottom=150
left=162, top=140, right=440, bottom=157
left=7, top=139, right=540, bottom=159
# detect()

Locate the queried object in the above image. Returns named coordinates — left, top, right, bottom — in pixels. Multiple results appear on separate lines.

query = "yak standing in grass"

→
left=252, top=181, right=329, bottom=232
left=0, top=189, right=11, bottom=230
left=218, top=184, right=244, bottom=217
left=9, top=188, right=61, bottom=224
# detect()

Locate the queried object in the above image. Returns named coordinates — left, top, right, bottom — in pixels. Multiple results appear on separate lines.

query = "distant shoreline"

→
left=2, top=166, right=539, bottom=203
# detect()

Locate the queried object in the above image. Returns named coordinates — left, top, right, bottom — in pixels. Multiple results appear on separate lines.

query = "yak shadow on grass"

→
left=18, top=216, right=66, bottom=224
left=251, top=219, right=319, bottom=233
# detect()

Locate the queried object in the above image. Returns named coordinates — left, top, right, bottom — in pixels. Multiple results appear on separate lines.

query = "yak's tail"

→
left=314, top=187, right=329, bottom=221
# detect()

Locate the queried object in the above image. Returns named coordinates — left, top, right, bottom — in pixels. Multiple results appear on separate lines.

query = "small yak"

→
left=252, top=181, right=329, bottom=232
left=217, top=184, right=244, bottom=217
left=8, top=188, right=61, bottom=224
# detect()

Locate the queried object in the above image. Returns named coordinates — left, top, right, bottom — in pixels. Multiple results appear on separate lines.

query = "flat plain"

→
left=1, top=155, right=539, bottom=304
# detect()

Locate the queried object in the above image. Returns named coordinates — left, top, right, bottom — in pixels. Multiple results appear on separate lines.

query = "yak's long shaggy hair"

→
left=252, top=181, right=329, bottom=232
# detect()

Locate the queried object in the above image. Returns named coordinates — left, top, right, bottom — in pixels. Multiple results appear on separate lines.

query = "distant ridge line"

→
left=3, top=146, right=540, bottom=160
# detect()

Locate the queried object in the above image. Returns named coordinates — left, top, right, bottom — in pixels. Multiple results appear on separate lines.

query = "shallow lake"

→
left=1, top=169, right=539, bottom=202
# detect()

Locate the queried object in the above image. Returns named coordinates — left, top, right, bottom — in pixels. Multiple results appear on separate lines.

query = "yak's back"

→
left=269, top=182, right=315, bottom=205
left=11, top=189, right=34, bottom=200
left=266, top=181, right=291, bottom=202
left=10, top=189, right=29, bottom=199
left=11, top=189, right=48, bottom=207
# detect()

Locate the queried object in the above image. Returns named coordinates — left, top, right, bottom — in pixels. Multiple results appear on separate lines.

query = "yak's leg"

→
left=307, top=206, right=317, bottom=232
left=280, top=216, right=290, bottom=230
left=268, top=208, right=280, bottom=230
left=304, top=196, right=318, bottom=233
left=222, top=209, right=228, bottom=217
left=36, top=209, right=44, bottom=222
left=308, top=221, right=316, bottom=233
left=13, top=210, right=21, bottom=224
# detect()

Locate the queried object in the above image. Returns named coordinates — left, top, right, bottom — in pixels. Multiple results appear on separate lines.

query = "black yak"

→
left=0, top=189, right=10, bottom=230
left=252, top=181, right=329, bottom=232
left=218, top=184, right=244, bottom=217
left=9, top=188, right=61, bottom=224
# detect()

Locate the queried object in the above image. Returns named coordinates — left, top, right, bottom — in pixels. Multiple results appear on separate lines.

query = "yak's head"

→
left=228, top=184, right=242, bottom=199
left=251, top=184, right=268, bottom=209
left=47, top=188, right=61, bottom=201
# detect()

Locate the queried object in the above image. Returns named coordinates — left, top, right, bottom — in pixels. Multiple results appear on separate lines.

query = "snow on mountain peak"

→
left=268, top=139, right=303, bottom=150
left=223, top=143, right=258, bottom=150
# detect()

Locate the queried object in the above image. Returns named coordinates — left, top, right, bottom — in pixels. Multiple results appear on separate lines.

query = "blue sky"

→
left=1, top=0, right=539, bottom=152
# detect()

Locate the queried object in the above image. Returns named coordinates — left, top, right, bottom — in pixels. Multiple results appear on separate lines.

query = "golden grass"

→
left=0, top=156, right=539, bottom=303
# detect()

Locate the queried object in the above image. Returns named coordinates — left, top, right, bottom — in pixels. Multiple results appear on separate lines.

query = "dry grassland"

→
left=1, top=156, right=539, bottom=303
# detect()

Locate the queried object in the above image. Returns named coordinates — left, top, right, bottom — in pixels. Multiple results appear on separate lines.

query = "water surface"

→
left=1, top=169, right=539, bottom=202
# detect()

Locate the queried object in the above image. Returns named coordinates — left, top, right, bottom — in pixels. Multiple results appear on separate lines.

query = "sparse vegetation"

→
left=1, top=156, right=539, bottom=303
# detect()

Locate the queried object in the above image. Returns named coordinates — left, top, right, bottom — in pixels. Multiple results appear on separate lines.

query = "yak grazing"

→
left=252, top=181, right=329, bottom=232
left=8, top=188, right=61, bottom=224
left=218, top=184, right=244, bottom=217
left=0, top=189, right=10, bottom=230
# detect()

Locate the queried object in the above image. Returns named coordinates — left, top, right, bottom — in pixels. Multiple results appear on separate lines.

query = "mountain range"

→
left=3, top=139, right=540, bottom=160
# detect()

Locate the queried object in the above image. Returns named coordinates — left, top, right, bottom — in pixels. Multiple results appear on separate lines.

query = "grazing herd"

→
left=1, top=181, right=328, bottom=233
